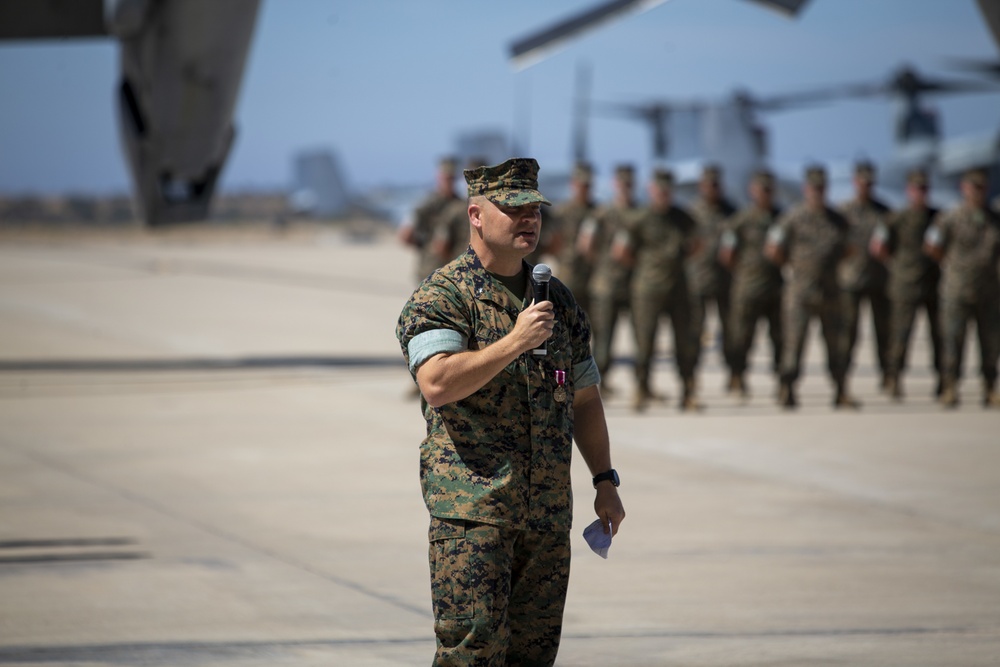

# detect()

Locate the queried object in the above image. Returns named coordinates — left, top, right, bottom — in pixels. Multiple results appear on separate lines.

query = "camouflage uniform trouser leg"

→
left=590, top=289, right=628, bottom=379
left=841, top=288, right=891, bottom=377
left=633, top=287, right=697, bottom=391
left=690, top=288, right=733, bottom=372
left=631, top=289, right=662, bottom=394
left=428, top=517, right=570, bottom=667
left=781, top=290, right=845, bottom=385
left=941, top=297, right=1000, bottom=385
left=729, top=292, right=782, bottom=376
left=888, top=291, right=942, bottom=377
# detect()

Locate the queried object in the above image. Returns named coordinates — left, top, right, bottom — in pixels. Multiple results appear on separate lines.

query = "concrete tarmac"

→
left=1, top=225, right=998, bottom=666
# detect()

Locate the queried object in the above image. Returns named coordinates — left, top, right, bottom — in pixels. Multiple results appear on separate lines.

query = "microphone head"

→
left=532, top=263, right=552, bottom=283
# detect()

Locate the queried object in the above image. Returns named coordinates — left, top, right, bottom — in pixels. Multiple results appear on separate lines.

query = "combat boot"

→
left=939, top=379, right=959, bottom=408
left=983, top=380, right=1000, bottom=409
left=680, top=377, right=701, bottom=412
left=833, top=379, right=861, bottom=410
left=934, top=377, right=945, bottom=399
left=778, top=379, right=797, bottom=410
left=632, top=387, right=650, bottom=413
left=731, top=374, right=749, bottom=400
left=884, top=373, right=903, bottom=401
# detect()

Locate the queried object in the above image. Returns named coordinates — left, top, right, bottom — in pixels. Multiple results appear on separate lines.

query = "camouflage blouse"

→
left=396, top=248, right=598, bottom=532
left=772, top=203, right=849, bottom=298
left=722, top=205, right=783, bottom=300
left=926, top=205, right=1000, bottom=301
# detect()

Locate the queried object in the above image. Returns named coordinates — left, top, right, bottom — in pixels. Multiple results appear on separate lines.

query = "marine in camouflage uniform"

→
left=400, top=156, right=465, bottom=284
left=873, top=169, right=942, bottom=400
left=686, top=164, right=737, bottom=389
left=766, top=165, right=855, bottom=409
left=718, top=169, right=783, bottom=399
left=615, top=169, right=700, bottom=411
left=431, top=158, right=489, bottom=266
left=396, top=158, right=626, bottom=666
left=579, top=164, right=639, bottom=392
left=923, top=168, right=1000, bottom=408
left=549, top=161, right=597, bottom=315
left=837, top=161, right=892, bottom=390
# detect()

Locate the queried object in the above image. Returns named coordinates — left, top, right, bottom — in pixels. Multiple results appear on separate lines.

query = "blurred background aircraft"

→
left=514, top=0, right=1000, bottom=206
left=1, top=0, right=998, bottom=224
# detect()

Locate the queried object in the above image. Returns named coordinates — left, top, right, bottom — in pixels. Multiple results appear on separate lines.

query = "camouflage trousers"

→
left=690, top=288, right=734, bottom=373
left=940, top=295, right=1000, bottom=384
left=631, top=286, right=698, bottom=392
left=729, top=290, right=782, bottom=376
left=841, top=287, right=891, bottom=379
left=780, top=287, right=846, bottom=384
left=428, top=517, right=571, bottom=667
left=887, top=291, right=942, bottom=377
left=589, top=287, right=630, bottom=381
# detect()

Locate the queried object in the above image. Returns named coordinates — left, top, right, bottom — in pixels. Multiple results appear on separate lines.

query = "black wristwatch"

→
left=593, top=469, right=620, bottom=489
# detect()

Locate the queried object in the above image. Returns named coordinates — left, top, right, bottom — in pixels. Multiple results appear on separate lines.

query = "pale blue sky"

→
left=1, top=0, right=998, bottom=195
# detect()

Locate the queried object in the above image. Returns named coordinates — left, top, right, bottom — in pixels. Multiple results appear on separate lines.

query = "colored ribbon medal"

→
left=554, top=370, right=567, bottom=403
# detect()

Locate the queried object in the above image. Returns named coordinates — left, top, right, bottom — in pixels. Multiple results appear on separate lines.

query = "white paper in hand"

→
left=583, top=519, right=612, bottom=559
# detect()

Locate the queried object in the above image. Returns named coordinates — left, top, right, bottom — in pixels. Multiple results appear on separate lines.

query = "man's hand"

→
left=511, top=299, right=555, bottom=353
left=595, top=484, right=625, bottom=537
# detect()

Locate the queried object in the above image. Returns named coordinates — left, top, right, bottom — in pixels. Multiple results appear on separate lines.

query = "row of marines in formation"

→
left=400, top=156, right=1000, bottom=412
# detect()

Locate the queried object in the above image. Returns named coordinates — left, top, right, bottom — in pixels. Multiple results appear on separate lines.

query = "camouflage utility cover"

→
left=464, top=157, right=552, bottom=207
left=396, top=249, right=597, bottom=531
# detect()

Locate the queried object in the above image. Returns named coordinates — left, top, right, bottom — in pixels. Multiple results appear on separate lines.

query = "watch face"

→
left=611, top=469, right=620, bottom=486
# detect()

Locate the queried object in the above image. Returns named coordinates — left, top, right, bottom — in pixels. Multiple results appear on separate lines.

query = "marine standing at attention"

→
left=923, top=167, right=1000, bottom=408
left=838, top=160, right=892, bottom=392
left=550, top=161, right=598, bottom=316
left=686, top=164, right=737, bottom=391
left=398, top=156, right=464, bottom=285
left=613, top=168, right=701, bottom=412
left=578, top=164, right=640, bottom=394
left=718, top=168, right=784, bottom=399
left=871, top=168, right=943, bottom=400
left=766, top=164, right=855, bottom=409
left=396, top=158, right=626, bottom=665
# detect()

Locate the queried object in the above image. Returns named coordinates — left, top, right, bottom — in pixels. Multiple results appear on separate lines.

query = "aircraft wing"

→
left=0, top=0, right=107, bottom=39
left=509, top=0, right=811, bottom=69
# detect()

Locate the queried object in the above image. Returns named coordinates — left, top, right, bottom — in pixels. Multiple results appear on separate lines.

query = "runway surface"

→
left=1, top=224, right=997, bottom=666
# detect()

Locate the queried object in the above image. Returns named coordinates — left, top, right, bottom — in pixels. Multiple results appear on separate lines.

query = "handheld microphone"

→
left=531, top=263, right=552, bottom=356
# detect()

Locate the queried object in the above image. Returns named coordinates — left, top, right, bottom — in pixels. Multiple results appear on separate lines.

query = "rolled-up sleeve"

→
left=573, top=356, right=600, bottom=390
left=407, top=329, right=467, bottom=372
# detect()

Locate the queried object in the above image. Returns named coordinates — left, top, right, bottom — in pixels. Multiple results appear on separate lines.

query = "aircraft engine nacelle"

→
left=115, top=0, right=261, bottom=226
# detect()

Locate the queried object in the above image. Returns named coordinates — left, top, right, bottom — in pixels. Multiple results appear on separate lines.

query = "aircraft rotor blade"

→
left=0, top=0, right=107, bottom=39
left=758, top=66, right=1000, bottom=111
left=741, top=0, right=811, bottom=18
left=509, top=0, right=670, bottom=70
left=508, top=0, right=810, bottom=69
left=946, top=56, right=1000, bottom=80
